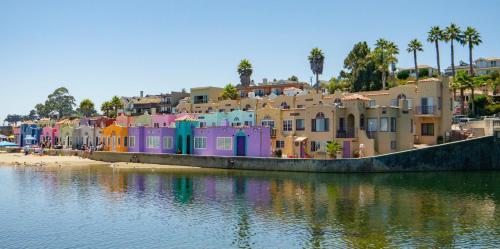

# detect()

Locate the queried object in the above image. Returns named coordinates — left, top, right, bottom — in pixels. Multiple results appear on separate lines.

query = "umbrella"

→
left=0, top=135, right=7, bottom=139
left=8, top=135, right=15, bottom=139
left=0, top=141, right=18, bottom=147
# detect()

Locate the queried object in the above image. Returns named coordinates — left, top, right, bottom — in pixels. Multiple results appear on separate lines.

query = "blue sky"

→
left=1, top=0, right=499, bottom=122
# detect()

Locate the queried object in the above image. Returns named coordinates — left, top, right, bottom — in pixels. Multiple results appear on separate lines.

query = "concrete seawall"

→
left=87, top=136, right=500, bottom=173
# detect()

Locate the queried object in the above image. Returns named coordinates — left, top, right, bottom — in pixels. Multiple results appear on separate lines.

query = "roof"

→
left=342, top=93, right=371, bottom=101
left=135, top=97, right=161, bottom=105
left=175, top=115, right=198, bottom=121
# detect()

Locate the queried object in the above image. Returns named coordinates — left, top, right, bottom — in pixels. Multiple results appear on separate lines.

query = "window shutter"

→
left=324, top=118, right=329, bottom=131
left=311, top=119, right=316, bottom=132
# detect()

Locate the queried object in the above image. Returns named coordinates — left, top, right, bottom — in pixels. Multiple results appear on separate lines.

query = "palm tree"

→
left=459, top=27, right=482, bottom=76
left=308, top=47, right=325, bottom=93
left=110, top=96, right=124, bottom=117
left=427, top=26, right=444, bottom=76
left=79, top=99, right=95, bottom=117
left=100, top=101, right=113, bottom=117
left=237, top=59, right=253, bottom=87
left=407, top=39, right=424, bottom=81
left=444, top=23, right=461, bottom=77
left=221, top=83, right=239, bottom=100
left=454, top=71, right=473, bottom=115
left=373, top=39, right=399, bottom=89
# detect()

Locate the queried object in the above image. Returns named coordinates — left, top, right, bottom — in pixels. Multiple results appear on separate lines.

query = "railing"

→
left=336, top=128, right=356, bottom=138
left=415, top=105, right=437, bottom=115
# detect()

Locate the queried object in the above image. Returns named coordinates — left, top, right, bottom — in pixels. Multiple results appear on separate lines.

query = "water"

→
left=0, top=166, right=499, bottom=249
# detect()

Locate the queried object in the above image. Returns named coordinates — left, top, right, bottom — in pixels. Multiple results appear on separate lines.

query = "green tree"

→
left=397, top=70, right=410, bottom=80
left=237, top=59, right=253, bottom=87
left=100, top=101, right=113, bottom=117
left=110, top=96, right=124, bottom=117
left=343, top=42, right=381, bottom=92
left=427, top=26, right=444, bottom=76
left=78, top=99, right=97, bottom=117
left=407, top=39, right=424, bottom=81
left=44, top=87, right=76, bottom=118
left=288, top=75, right=299, bottom=81
left=459, top=27, right=482, bottom=76
left=444, top=23, right=461, bottom=77
left=34, top=103, right=50, bottom=118
left=454, top=71, right=474, bottom=115
left=326, top=77, right=340, bottom=94
left=308, top=47, right=325, bottom=93
left=4, top=114, right=23, bottom=125
left=221, top=84, right=239, bottom=100
left=326, top=141, right=342, bottom=159
left=373, top=39, right=399, bottom=89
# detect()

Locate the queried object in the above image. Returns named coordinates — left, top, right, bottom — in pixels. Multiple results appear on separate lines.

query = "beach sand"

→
left=0, top=152, right=201, bottom=171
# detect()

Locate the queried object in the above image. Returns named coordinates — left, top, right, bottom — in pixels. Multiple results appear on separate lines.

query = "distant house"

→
left=398, top=65, right=438, bottom=78
left=475, top=57, right=500, bottom=76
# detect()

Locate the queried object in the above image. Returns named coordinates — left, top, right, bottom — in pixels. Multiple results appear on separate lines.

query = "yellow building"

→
left=102, top=122, right=128, bottom=152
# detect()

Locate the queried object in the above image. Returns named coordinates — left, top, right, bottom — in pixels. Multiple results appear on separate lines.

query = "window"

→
left=154, top=123, right=160, bottom=128
left=117, top=136, right=121, bottom=145
left=390, top=117, right=397, bottom=132
left=194, top=137, right=207, bottom=149
left=367, top=118, right=378, bottom=131
left=297, top=104, right=305, bottom=108
left=124, top=136, right=128, bottom=147
left=369, top=100, right=376, bottom=107
left=296, top=119, right=305, bottom=130
left=261, top=119, right=275, bottom=128
left=390, top=99, right=398, bottom=107
left=280, top=102, right=290, bottom=110
left=199, top=122, right=207, bottom=128
left=194, top=95, right=208, bottom=104
left=421, top=123, right=434, bottom=136
left=276, top=140, right=285, bottom=149
left=163, top=136, right=173, bottom=149
left=310, top=141, right=322, bottom=152
left=312, top=112, right=329, bottom=132
left=146, top=136, right=160, bottom=148
left=129, top=136, right=136, bottom=148
left=216, top=137, right=232, bottom=150
left=244, top=121, right=253, bottom=126
left=380, top=118, right=389, bottom=131
left=283, top=120, right=293, bottom=131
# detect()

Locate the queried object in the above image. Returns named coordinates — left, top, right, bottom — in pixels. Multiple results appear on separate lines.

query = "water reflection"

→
left=3, top=166, right=500, bottom=248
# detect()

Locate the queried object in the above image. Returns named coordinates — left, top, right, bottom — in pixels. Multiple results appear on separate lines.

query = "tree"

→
left=343, top=42, right=381, bottom=92
left=326, top=141, right=342, bottom=159
left=373, top=39, right=399, bottom=89
left=100, top=101, right=114, bottom=117
left=427, top=26, right=444, bottom=76
left=459, top=27, right=482, bottom=76
left=308, top=47, right=325, bottom=93
left=407, top=39, right=424, bottom=81
left=444, top=23, right=461, bottom=77
left=27, top=110, right=38, bottom=120
left=454, top=71, right=474, bottom=115
left=326, top=77, right=339, bottom=94
left=78, top=99, right=97, bottom=117
left=4, top=114, right=22, bottom=125
left=237, top=59, right=253, bottom=87
left=110, top=96, right=124, bottom=117
left=34, top=103, right=50, bottom=118
left=44, top=87, right=76, bottom=118
left=288, top=75, right=299, bottom=81
left=221, top=84, right=239, bottom=100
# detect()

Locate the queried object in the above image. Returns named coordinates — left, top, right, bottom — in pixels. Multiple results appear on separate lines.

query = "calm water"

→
left=0, top=166, right=499, bottom=249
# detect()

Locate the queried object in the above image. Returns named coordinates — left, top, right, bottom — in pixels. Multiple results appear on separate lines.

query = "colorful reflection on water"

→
left=0, top=166, right=499, bottom=248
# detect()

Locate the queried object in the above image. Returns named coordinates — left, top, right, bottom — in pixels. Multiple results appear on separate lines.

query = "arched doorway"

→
left=235, top=131, right=246, bottom=156
left=186, top=135, right=191, bottom=154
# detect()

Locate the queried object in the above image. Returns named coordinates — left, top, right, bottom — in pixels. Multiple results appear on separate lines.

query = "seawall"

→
left=87, top=136, right=500, bottom=173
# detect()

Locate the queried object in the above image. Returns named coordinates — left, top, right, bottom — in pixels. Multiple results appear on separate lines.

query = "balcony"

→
left=415, top=105, right=438, bottom=116
left=336, top=128, right=356, bottom=138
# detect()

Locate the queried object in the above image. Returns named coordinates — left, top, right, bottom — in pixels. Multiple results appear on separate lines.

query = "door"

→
left=177, top=135, right=183, bottom=153
left=300, top=142, right=305, bottom=158
left=342, top=141, right=350, bottom=158
left=236, top=136, right=246, bottom=156
left=186, top=135, right=191, bottom=154
left=112, top=136, right=116, bottom=151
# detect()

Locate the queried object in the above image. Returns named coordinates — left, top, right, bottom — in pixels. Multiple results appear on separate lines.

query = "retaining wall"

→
left=88, top=136, right=500, bottom=173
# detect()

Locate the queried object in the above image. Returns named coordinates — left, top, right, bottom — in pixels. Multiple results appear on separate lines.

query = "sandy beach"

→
left=0, top=152, right=201, bottom=170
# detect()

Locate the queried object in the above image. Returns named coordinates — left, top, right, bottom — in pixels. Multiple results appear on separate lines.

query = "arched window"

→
left=397, top=94, right=407, bottom=100
left=316, top=112, right=325, bottom=119
left=312, top=112, right=328, bottom=132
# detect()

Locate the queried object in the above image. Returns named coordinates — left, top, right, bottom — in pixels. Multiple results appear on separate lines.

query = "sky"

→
left=1, top=0, right=499, bottom=122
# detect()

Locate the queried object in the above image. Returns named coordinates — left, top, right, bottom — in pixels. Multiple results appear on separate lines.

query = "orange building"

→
left=102, top=122, right=128, bottom=152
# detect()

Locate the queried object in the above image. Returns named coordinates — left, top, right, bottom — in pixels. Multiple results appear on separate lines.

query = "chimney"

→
left=140, top=91, right=144, bottom=98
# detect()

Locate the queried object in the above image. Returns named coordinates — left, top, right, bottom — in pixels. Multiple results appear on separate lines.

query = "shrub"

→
left=397, top=70, right=410, bottom=80
left=418, top=68, right=429, bottom=78
left=274, top=149, right=282, bottom=158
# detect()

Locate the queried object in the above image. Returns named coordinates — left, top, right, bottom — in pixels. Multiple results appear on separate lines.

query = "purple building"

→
left=128, top=126, right=176, bottom=154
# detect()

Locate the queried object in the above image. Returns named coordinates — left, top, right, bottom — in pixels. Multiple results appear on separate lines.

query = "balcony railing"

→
left=415, top=105, right=437, bottom=115
left=336, top=128, right=355, bottom=138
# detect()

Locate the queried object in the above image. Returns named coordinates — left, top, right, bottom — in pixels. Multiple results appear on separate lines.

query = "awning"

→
left=294, top=137, right=308, bottom=142
left=25, top=135, right=36, bottom=141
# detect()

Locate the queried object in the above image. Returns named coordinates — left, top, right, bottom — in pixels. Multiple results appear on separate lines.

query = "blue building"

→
left=19, top=123, right=42, bottom=147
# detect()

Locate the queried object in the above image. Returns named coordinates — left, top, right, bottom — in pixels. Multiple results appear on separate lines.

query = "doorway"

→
left=236, top=136, right=246, bottom=156
left=186, top=135, right=191, bottom=154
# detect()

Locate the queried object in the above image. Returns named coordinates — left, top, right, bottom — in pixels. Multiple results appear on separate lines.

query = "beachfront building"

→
left=197, top=110, right=255, bottom=127
left=475, top=57, right=500, bottom=76
left=158, top=91, right=190, bottom=114
left=40, top=126, right=58, bottom=146
left=19, top=123, right=42, bottom=147
left=236, top=79, right=310, bottom=98
left=57, top=120, right=78, bottom=149
left=102, top=122, right=128, bottom=152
